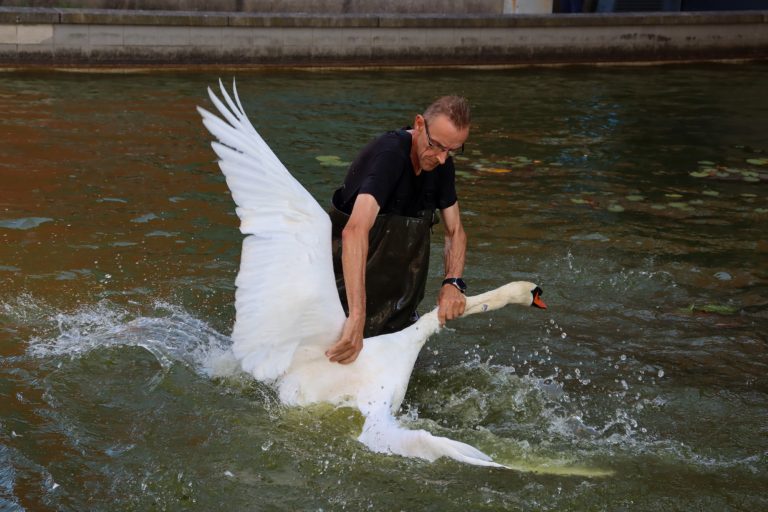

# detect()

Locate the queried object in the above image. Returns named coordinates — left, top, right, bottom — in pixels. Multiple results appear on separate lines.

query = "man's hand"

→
left=437, top=283, right=466, bottom=326
left=326, top=314, right=365, bottom=364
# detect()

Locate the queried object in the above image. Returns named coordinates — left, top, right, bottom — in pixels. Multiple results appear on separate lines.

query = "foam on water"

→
left=10, top=296, right=239, bottom=381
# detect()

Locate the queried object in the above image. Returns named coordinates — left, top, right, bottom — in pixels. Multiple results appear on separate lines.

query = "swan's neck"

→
left=396, top=309, right=440, bottom=350
left=396, top=282, right=531, bottom=349
left=462, top=288, right=512, bottom=317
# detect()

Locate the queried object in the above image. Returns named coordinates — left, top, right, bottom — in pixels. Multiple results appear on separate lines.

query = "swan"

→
left=197, top=80, right=547, bottom=468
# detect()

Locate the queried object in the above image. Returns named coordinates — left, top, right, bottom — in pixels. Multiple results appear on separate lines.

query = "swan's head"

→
left=500, top=281, right=547, bottom=309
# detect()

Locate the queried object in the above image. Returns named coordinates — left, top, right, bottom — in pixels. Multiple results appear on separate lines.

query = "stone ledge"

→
left=0, top=7, right=765, bottom=28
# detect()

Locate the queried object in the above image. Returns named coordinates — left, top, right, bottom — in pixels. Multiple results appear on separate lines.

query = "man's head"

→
left=413, top=96, right=471, bottom=173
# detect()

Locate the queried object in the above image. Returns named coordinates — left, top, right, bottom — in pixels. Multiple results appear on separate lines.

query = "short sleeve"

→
left=358, top=150, right=409, bottom=209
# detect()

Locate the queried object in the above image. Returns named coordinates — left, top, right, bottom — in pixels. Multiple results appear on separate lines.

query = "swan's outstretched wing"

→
left=198, top=80, right=346, bottom=381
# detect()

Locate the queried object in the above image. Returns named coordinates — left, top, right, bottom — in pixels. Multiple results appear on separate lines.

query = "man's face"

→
left=415, top=114, right=469, bottom=172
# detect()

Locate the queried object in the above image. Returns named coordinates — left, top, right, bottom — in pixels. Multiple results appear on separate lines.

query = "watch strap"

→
left=442, top=277, right=466, bottom=294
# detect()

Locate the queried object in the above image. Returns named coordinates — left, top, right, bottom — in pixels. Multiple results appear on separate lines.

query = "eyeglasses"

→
left=423, top=117, right=464, bottom=156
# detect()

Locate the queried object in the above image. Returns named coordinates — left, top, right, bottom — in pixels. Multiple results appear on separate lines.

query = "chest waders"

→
left=329, top=206, right=436, bottom=337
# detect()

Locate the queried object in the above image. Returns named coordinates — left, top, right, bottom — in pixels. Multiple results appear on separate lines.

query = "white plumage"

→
left=198, top=80, right=545, bottom=468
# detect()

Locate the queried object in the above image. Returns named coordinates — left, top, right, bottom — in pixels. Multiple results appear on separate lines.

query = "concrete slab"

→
left=281, top=27, right=315, bottom=48
left=89, top=24, right=124, bottom=46
left=17, top=24, right=54, bottom=45
left=0, top=7, right=59, bottom=24
left=220, top=27, right=257, bottom=49
left=371, top=28, right=399, bottom=48
left=123, top=25, right=190, bottom=46
left=54, top=24, right=90, bottom=50
left=189, top=26, right=224, bottom=47
left=0, top=24, right=16, bottom=45
left=339, top=27, right=373, bottom=48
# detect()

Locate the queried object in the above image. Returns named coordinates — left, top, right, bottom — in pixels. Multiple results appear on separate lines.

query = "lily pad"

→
left=626, top=195, right=645, bottom=202
left=486, top=168, right=512, bottom=174
left=665, top=193, right=683, bottom=199
left=607, top=204, right=625, bottom=213
left=741, top=193, right=758, bottom=198
left=316, top=155, right=350, bottom=167
left=746, top=158, right=768, bottom=166
left=689, top=171, right=711, bottom=178
left=702, top=190, right=719, bottom=197
left=687, top=303, right=739, bottom=315
left=755, top=208, right=768, bottom=214
left=743, top=176, right=760, bottom=183
left=697, top=160, right=716, bottom=166
left=570, top=198, right=589, bottom=205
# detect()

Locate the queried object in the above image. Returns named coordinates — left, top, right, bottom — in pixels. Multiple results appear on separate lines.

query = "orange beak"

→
left=532, top=287, right=547, bottom=309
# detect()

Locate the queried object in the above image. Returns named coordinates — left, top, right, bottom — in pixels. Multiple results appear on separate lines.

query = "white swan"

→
left=198, top=81, right=547, bottom=468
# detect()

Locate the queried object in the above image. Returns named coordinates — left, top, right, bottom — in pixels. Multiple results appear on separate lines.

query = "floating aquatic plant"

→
left=315, top=155, right=350, bottom=167
left=684, top=303, right=739, bottom=315
left=690, top=159, right=768, bottom=182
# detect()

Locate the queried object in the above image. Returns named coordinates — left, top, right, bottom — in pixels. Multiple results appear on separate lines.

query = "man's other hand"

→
left=437, top=284, right=466, bottom=326
left=326, top=314, right=365, bottom=364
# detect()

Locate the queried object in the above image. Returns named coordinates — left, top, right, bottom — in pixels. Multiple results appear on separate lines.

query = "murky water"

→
left=1, top=65, right=766, bottom=511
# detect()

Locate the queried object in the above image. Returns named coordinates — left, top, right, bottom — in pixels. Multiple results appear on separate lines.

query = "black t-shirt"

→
left=332, top=129, right=457, bottom=217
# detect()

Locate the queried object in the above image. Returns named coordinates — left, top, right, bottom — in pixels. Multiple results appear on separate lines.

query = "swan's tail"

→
left=358, top=410, right=505, bottom=468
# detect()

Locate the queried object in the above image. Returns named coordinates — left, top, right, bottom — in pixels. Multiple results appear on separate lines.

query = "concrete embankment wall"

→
left=1, top=7, right=766, bottom=67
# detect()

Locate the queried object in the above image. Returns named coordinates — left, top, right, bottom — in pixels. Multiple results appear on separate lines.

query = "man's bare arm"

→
left=437, top=202, right=467, bottom=325
left=326, top=194, right=379, bottom=364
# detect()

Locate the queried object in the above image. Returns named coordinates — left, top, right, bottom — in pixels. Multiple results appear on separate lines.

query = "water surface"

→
left=1, top=65, right=766, bottom=510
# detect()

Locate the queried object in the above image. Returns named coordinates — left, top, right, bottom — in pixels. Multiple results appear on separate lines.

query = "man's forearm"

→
left=341, top=224, right=369, bottom=319
left=443, top=225, right=467, bottom=278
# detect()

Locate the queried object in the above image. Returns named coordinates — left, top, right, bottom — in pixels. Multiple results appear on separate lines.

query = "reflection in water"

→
left=1, top=66, right=767, bottom=511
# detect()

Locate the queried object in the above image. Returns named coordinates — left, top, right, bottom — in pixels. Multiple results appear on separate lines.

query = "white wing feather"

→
left=198, top=80, right=346, bottom=381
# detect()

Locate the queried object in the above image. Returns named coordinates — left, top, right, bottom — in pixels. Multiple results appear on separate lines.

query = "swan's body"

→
left=198, top=81, right=545, bottom=468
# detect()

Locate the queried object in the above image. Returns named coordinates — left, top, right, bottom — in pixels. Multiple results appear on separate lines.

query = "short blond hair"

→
left=423, top=96, right=471, bottom=130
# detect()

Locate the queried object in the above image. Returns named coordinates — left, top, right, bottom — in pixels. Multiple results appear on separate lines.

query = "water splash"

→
left=15, top=297, right=235, bottom=379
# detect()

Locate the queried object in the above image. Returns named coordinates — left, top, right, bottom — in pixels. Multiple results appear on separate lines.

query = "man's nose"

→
left=437, top=151, right=448, bottom=164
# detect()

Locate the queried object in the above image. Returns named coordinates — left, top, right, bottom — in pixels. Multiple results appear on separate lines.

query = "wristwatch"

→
left=442, top=277, right=467, bottom=294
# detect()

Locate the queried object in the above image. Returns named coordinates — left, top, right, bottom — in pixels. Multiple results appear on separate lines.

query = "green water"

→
left=1, top=65, right=766, bottom=511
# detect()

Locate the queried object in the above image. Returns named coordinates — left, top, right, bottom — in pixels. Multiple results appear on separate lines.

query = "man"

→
left=325, top=96, right=471, bottom=364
